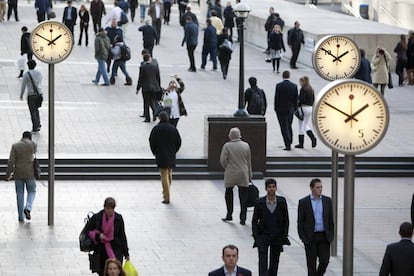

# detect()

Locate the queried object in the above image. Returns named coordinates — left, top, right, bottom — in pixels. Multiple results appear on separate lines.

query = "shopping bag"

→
left=16, top=55, right=26, bottom=70
left=123, top=260, right=138, bottom=276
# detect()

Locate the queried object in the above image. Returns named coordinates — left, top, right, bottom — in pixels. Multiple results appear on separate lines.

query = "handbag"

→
left=294, top=106, right=304, bottom=121
left=123, top=260, right=139, bottom=276
left=33, top=156, right=41, bottom=180
left=219, top=38, right=233, bottom=53
left=27, top=71, right=43, bottom=107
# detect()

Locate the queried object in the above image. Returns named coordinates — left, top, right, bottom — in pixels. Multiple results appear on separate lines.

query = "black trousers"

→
left=7, top=3, right=18, bottom=20
left=130, top=7, right=136, bottom=22
left=186, top=44, right=197, bottom=71
left=64, top=20, right=76, bottom=37
left=304, top=233, right=330, bottom=276
left=224, top=186, right=248, bottom=222
left=143, top=91, right=156, bottom=121
left=257, top=242, right=282, bottom=276
left=396, top=58, right=407, bottom=85
left=79, top=24, right=89, bottom=45
left=92, top=15, right=102, bottom=33
left=276, top=111, right=294, bottom=148
left=163, top=2, right=171, bottom=23
left=143, top=41, right=155, bottom=57
left=28, top=96, right=41, bottom=130
left=152, top=19, right=162, bottom=44
left=290, top=44, right=301, bottom=68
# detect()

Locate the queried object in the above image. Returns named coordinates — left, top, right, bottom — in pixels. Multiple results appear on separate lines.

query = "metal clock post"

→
left=30, top=21, right=74, bottom=226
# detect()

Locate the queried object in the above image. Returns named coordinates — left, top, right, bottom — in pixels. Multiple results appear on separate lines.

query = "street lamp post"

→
left=233, top=3, right=250, bottom=117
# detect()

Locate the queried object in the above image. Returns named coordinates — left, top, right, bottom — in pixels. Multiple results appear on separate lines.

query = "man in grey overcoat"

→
left=220, top=127, right=252, bottom=225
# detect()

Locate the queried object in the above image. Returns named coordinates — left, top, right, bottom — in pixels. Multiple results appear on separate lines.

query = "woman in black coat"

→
left=217, top=28, right=232, bottom=80
left=269, top=24, right=285, bottom=73
left=86, top=197, right=129, bottom=276
left=223, top=2, right=234, bottom=41
left=78, top=4, right=90, bottom=46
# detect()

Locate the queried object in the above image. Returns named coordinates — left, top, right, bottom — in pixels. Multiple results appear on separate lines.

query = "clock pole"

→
left=343, top=154, right=355, bottom=275
left=48, top=63, right=55, bottom=226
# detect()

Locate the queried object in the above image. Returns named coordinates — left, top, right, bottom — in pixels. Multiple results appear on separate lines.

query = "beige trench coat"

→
left=371, top=49, right=392, bottom=84
left=220, top=138, right=252, bottom=188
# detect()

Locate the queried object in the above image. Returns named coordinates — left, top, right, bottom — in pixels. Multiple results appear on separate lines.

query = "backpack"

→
left=79, top=211, right=95, bottom=252
left=119, top=43, right=131, bottom=61
left=247, top=182, right=259, bottom=207
left=247, top=88, right=266, bottom=115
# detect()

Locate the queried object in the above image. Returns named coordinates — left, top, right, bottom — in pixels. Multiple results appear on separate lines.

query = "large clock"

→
left=30, top=21, right=73, bottom=64
left=313, top=79, right=389, bottom=155
left=313, top=35, right=361, bottom=81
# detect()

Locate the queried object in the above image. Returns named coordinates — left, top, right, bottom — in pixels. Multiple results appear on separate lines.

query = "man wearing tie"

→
left=63, top=0, right=77, bottom=38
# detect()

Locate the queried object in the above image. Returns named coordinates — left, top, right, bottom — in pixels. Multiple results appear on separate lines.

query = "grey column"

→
left=343, top=154, right=355, bottom=275
left=331, top=150, right=339, bottom=256
left=48, top=64, right=55, bottom=226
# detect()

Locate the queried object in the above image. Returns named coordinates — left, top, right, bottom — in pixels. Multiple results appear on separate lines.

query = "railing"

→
left=379, top=4, right=407, bottom=28
left=343, top=3, right=363, bottom=19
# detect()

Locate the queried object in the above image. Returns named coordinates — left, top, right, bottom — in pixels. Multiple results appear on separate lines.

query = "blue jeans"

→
left=140, top=5, right=146, bottom=20
left=111, top=60, right=130, bottom=79
left=15, top=178, right=36, bottom=221
left=94, top=58, right=109, bottom=85
left=201, top=45, right=217, bottom=69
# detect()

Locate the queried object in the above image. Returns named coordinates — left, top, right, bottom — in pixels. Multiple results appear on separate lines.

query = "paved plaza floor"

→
left=0, top=2, right=413, bottom=276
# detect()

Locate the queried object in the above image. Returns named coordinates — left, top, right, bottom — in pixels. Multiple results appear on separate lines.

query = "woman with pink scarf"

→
left=86, top=197, right=130, bottom=276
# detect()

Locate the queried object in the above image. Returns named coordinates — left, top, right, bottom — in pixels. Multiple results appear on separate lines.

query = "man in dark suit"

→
left=208, top=244, right=252, bottom=276
left=62, top=0, right=77, bottom=37
left=274, top=70, right=298, bottom=151
left=136, top=53, right=161, bottom=122
left=297, top=178, right=334, bottom=276
left=138, top=19, right=157, bottom=56
left=182, top=16, right=198, bottom=72
left=149, top=111, right=181, bottom=204
left=287, top=21, right=304, bottom=69
left=252, top=178, right=290, bottom=276
left=379, top=222, right=414, bottom=276
left=201, top=18, right=218, bottom=70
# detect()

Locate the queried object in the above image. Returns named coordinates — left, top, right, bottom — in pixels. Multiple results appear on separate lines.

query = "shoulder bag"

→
left=27, top=71, right=44, bottom=107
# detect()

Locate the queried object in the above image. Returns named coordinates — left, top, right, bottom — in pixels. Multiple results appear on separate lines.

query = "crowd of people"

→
left=3, top=1, right=414, bottom=275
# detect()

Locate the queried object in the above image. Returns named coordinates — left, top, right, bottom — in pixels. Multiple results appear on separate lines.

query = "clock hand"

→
left=344, top=104, right=369, bottom=123
left=321, top=47, right=338, bottom=60
left=35, top=33, right=52, bottom=43
left=333, top=51, right=349, bottom=62
left=48, top=34, right=62, bottom=46
left=323, top=101, right=358, bottom=122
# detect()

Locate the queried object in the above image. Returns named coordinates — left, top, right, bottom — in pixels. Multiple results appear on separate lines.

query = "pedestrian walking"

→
left=92, top=27, right=111, bottom=86
left=217, top=28, right=232, bottom=79
left=180, top=6, right=198, bottom=27
left=372, top=46, right=392, bottom=96
left=90, top=0, right=106, bottom=34
left=105, top=0, right=122, bottom=25
left=20, top=60, right=43, bottom=132
left=17, top=26, right=32, bottom=78
left=5, top=131, right=37, bottom=222
left=161, top=75, right=187, bottom=127
left=201, top=18, right=218, bottom=71
left=181, top=15, right=198, bottom=72
left=85, top=197, right=130, bottom=276
left=7, top=0, right=18, bottom=21
left=379, top=222, right=414, bottom=276
left=354, top=49, right=372, bottom=83
left=295, top=76, right=317, bottom=149
left=128, top=0, right=137, bottom=22
left=297, top=178, right=334, bottom=276
left=138, top=0, right=149, bottom=23
left=149, top=111, right=182, bottom=204
left=210, top=9, right=223, bottom=35
left=163, top=0, right=171, bottom=25
left=244, top=77, right=267, bottom=115
left=394, top=34, right=408, bottom=86
left=177, top=0, right=188, bottom=19
left=34, top=0, right=50, bottom=22
left=220, top=127, right=252, bottom=225
left=63, top=0, right=77, bottom=38
left=252, top=178, right=290, bottom=276
left=208, top=245, right=252, bottom=276
left=148, top=0, right=163, bottom=45
left=0, top=0, right=6, bottom=22
left=223, top=1, right=234, bottom=41
left=268, top=24, right=285, bottom=73
left=138, top=19, right=157, bottom=56
left=136, top=53, right=161, bottom=122
left=287, top=21, right=304, bottom=69
left=274, top=70, right=298, bottom=151
left=105, top=19, right=123, bottom=73
left=110, top=35, right=132, bottom=86
left=78, top=4, right=90, bottom=46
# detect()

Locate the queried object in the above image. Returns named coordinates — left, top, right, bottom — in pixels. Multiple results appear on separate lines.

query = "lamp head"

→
left=234, top=2, right=250, bottom=19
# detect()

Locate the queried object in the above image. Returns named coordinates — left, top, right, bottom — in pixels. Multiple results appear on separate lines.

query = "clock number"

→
left=40, top=46, right=44, bottom=51
left=358, top=129, right=364, bottom=138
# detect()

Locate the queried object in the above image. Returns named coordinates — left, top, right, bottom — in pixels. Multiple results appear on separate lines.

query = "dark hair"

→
left=104, top=197, right=116, bottom=208
left=378, top=49, right=385, bottom=55
left=143, top=53, right=151, bottom=62
left=158, top=111, right=169, bottom=122
left=360, top=49, right=366, bottom=58
left=98, top=27, right=105, bottom=33
left=265, top=178, right=277, bottom=188
left=141, top=49, right=150, bottom=55
left=399, top=222, right=414, bottom=238
left=211, top=10, right=217, bottom=16
left=21, top=26, right=28, bottom=32
left=248, top=76, right=257, bottom=87
left=222, top=244, right=239, bottom=256
left=27, top=60, right=37, bottom=70
left=22, top=131, right=32, bottom=140
left=282, top=70, right=290, bottom=79
left=310, top=178, right=321, bottom=188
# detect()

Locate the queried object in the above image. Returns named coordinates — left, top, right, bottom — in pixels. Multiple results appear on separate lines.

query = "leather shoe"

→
left=221, top=217, right=232, bottom=222
left=24, top=209, right=31, bottom=220
left=240, top=221, right=246, bottom=225
left=143, top=119, right=150, bottom=122
left=283, top=147, right=291, bottom=151
left=139, top=114, right=145, bottom=118
left=161, top=200, right=170, bottom=204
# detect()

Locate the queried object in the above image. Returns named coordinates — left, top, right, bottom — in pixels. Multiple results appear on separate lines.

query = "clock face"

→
left=313, top=35, right=361, bottom=81
left=30, top=21, right=73, bottom=64
left=313, top=79, right=389, bottom=155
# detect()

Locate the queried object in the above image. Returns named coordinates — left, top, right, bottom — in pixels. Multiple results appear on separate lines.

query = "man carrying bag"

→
left=20, top=60, right=43, bottom=132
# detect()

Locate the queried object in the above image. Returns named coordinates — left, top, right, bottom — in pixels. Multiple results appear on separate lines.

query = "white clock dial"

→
left=313, top=35, right=361, bottom=81
left=30, top=21, right=73, bottom=64
left=314, top=79, right=389, bottom=155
